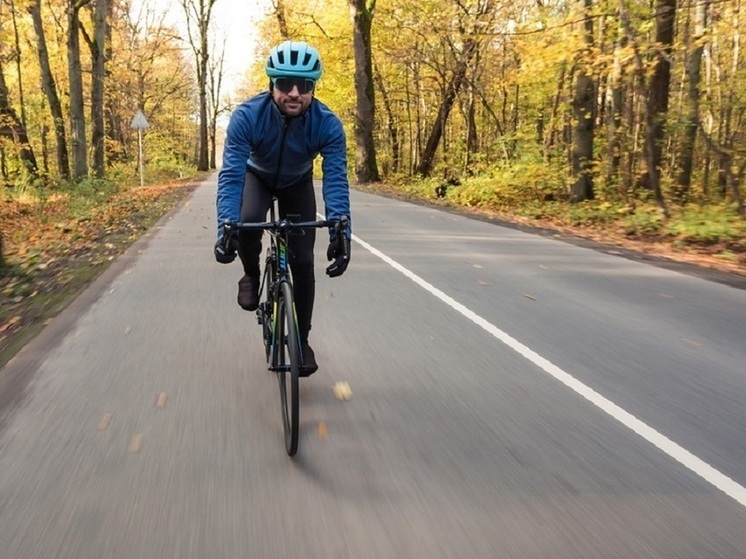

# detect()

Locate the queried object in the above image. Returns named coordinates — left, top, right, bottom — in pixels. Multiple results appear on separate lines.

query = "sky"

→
left=131, top=0, right=273, bottom=97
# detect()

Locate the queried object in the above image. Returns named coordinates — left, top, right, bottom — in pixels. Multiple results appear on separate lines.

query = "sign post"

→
left=130, top=110, right=150, bottom=187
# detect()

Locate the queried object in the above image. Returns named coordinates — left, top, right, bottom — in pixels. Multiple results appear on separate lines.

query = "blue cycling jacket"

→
left=216, top=91, right=351, bottom=238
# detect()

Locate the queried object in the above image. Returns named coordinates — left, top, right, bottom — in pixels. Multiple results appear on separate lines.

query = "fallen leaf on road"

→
left=332, top=381, right=352, bottom=401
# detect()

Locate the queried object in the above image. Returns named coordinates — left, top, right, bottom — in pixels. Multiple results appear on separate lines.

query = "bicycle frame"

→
left=220, top=202, right=346, bottom=455
left=258, top=205, right=296, bottom=370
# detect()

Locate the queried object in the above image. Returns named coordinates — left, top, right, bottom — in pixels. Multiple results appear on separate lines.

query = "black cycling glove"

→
left=326, top=234, right=351, bottom=277
left=214, top=235, right=239, bottom=264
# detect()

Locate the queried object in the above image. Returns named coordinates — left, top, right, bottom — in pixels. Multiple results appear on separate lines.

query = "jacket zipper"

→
left=272, top=117, right=290, bottom=190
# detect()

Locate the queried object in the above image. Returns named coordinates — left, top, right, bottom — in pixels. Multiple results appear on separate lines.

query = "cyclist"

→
left=214, top=40, right=351, bottom=376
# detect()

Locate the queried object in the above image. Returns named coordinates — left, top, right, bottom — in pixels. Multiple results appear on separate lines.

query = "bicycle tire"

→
left=275, top=280, right=301, bottom=456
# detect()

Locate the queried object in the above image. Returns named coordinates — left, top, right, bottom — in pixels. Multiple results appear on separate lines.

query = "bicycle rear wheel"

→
left=275, top=281, right=301, bottom=456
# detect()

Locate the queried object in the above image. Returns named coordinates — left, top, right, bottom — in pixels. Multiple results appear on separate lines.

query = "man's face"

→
left=271, top=77, right=315, bottom=116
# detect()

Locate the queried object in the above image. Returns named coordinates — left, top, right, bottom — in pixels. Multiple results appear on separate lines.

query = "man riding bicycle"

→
left=214, top=40, right=352, bottom=376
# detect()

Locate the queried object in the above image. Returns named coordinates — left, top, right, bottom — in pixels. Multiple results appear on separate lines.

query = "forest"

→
left=1, top=0, right=745, bottom=268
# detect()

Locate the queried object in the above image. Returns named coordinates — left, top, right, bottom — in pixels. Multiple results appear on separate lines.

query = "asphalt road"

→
left=1, top=174, right=746, bottom=558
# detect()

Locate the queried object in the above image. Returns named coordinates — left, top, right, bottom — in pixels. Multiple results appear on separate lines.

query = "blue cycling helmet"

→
left=265, top=41, right=323, bottom=80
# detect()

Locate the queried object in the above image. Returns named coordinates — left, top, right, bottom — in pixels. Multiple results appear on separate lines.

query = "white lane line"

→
left=353, top=234, right=746, bottom=510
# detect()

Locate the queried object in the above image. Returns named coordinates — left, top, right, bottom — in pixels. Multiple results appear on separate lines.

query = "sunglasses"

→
left=272, top=77, right=316, bottom=94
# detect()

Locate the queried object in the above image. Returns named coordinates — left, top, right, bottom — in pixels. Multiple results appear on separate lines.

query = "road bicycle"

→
left=220, top=202, right=346, bottom=456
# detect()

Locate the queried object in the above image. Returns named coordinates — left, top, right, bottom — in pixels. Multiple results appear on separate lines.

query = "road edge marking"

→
left=353, top=233, right=746, bottom=510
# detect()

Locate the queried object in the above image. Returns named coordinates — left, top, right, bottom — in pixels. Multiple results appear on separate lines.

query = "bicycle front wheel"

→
left=275, top=280, right=301, bottom=456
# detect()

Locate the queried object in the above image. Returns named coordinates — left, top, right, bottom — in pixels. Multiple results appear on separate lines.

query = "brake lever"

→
left=221, top=222, right=234, bottom=249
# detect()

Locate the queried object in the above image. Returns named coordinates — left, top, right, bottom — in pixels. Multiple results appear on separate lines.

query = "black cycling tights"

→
left=238, top=170, right=317, bottom=343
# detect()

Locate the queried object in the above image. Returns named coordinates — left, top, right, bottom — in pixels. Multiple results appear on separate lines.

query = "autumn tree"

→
left=694, top=0, right=746, bottom=217
left=373, top=59, right=400, bottom=173
left=642, top=0, right=676, bottom=215
left=415, top=1, right=485, bottom=177
left=68, top=0, right=89, bottom=181
left=7, top=0, right=27, bottom=128
left=107, top=1, right=197, bottom=172
left=0, top=0, right=38, bottom=179
left=28, top=0, right=70, bottom=179
left=605, top=18, right=625, bottom=189
left=1, top=0, right=743, bottom=224
left=674, top=0, right=708, bottom=203
left=88, top=0, right=109, bottom=178
left=272, top=0, right=290, bottom=39
left=0, top=59, right=38, bottom=177
left=0, top=0, right=201, bottom=190
left=570, top=0, right=596, bottom=203
left=180, top=0, right=217, bottom=172
left=207, top=35, right=226, bottom=169
left=350, top=0, right=379, bottom=183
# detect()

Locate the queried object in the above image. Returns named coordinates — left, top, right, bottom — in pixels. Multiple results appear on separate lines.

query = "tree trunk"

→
left=701, top=129, right=746, bottom=217
left=272, top=0, right=290, bottom=39
left=674, top=0, right=707, bottom=202
left=643, top=0, right=676, bottom=214
left=416, top=39, right=477, bottom=177
left=373, top=61, right=399, bottom=174
left=90, top=0, right=109, bottom=178
left=197, top=28, right=209, bottom=171
left=180, top=0, right=216, bottom=172
left=606, top=23, right=625, bottom=186
left=10, top=0, right=27, bottom=128
left=510, top=83, right=520, bottom=159
left=464, top=85, right=478, bottom=174
left=208, top=43, right=225, bottom=170
left=712, top=0, right=739, bottom=199
left=350, top=0, right=380, bottom=183
left=28, top=0, right=69, bottom=179
left=411, top=58, right=422, bottom=173
left=68, top=0, right=89, bottom=181
left=543, top=64, right=565, bottom=160
left=571, top=70, right=595, bottom=202
left=570, top=0, right=596, bottom=203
